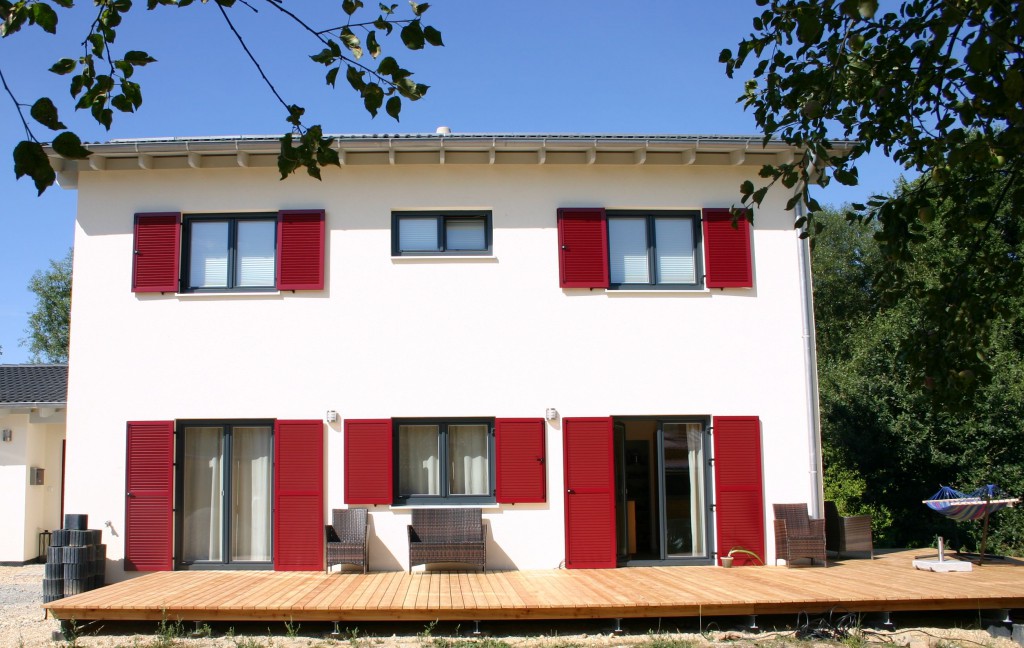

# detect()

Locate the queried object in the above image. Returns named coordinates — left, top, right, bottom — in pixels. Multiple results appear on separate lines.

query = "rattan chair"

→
left=824, top=501, right=874, bottom=559
left=407, top=508, right=487, bottom=573
left=773, top=503, right=827, bottom=567
left=325, top=508, right=369, bottom=574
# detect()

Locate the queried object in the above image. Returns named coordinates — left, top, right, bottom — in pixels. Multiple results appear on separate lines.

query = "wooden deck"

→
left=44, top=550, right=1024, bottom=623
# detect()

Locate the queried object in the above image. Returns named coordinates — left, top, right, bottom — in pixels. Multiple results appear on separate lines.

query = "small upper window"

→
left=392, top=211, right=492, bottom=256
left=184, top=214, right=276, bottom=291
left=607, top=211, right=701, bottom=289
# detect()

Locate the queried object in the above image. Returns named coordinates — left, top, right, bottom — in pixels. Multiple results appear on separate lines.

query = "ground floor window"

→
left=614, top=417, right=711, bottom=564
left=176, top=421, right=273, bottom=568
left=395, top=418, right=495, bottom=505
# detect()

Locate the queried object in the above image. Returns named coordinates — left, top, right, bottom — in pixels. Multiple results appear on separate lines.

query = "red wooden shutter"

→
left=277, top=209, right=325, bottom=291
left=344, top=419, right=393, bottom=505
left=274, top=420, right=324, bottom=571
left=712, top=415, right=765, bottom=566
left=563, top=417, right=616, bottom=568
left=132, top=213, right=180, bottom=293
left=495, top=418, right=546, bottom=503
left=702, top=208, right=753, bottom=288
left=124, top=421, right=174, bottom=571
left=557, top=208, right=609, bottom=288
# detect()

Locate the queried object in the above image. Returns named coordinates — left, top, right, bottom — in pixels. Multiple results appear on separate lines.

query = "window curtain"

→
left=189, top=221, right=229, bottom=288
left=399, top=425, right=440, bottom=495
left=231, top=426, right=272, bottom=562
left=446, top=219, right=486, bottom=250
left=235, top=221, right=275, bottom=287
left=183, top=427, right=223, bottom=562
left=654, top=218, right=695, bottom=284
left=398, top=218, right=440, bottom=252
left=686, top=424, right=705, bottom=556
left=608, top=218, right=650, bottom=283
left=448, top=424, right=489, bottom=495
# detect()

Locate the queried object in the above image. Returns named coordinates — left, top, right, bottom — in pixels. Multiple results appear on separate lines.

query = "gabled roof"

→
left=0, top=364, right=68, bottom=407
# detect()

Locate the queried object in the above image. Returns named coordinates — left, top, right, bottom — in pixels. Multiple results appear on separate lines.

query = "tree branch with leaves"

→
left=1, top=0, right=443, bottom=193
left=722, top=0, right=1023, bottom=398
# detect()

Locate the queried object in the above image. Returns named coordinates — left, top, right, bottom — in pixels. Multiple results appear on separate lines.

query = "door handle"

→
left=567, top=489, right=576, bottom=494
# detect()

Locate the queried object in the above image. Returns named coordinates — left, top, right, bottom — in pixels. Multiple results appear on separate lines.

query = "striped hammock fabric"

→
left=923, top=485, right=1020, bottom=522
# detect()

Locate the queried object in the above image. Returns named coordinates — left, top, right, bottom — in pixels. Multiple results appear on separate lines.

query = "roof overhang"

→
left=45, top=133, right=856, bottom=190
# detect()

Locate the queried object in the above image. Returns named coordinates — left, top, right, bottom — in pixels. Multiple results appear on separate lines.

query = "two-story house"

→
left=52, top=132, right=826, bottom=581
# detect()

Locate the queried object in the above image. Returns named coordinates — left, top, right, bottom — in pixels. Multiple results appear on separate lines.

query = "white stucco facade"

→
left=58, top=134, right=825, bottom=581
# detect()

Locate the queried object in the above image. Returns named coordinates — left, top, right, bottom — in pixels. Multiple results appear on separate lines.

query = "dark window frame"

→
left=606, top=210, right=703, bottom=290
left=391, top=210, right=493, bottom=256
left=393, top=417, right=496, bottom=506
left=173, top=419, right=275, bottom=571
left=181, top=213, right=278, bottom=293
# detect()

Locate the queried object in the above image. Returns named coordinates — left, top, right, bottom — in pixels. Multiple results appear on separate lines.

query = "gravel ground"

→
left=1, top=565, right=1019, bottom=648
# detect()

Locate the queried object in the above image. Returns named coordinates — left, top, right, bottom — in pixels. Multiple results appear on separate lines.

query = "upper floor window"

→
left=392, top=211, right=492, bottom=256
left=607, top=211, right=700, bottom=288
left=183, top=214, right=277, bottom=292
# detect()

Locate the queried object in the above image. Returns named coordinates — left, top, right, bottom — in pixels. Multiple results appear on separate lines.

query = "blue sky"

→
left=0, top=0, right=907, bottom=363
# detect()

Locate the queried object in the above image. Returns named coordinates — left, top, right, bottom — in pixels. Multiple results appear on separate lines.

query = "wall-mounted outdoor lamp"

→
left=545, top=408, right=559, bottom=421
left=325, top=410, right=338, bottom=423
left=1, top=429, right=12, bottom=442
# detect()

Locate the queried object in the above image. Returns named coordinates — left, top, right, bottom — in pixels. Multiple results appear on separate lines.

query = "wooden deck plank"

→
left=43, top=550, right=1024, bottom=623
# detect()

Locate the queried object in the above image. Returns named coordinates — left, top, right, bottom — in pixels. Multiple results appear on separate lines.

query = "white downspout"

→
left=795, top=200, right=825, bottom=517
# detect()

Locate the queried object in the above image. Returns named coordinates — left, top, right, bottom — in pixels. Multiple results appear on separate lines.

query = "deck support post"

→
left=612, top=618, right=624, bottom=636
left=881, top=612, right=895, bottom=630
left=331, top=622, right=342, bottom=639
left=471, top=620, right=482, bottom=637
left=748, top=615, right=760, bottom=632
left=1000, top=609, right=1013, bottom=625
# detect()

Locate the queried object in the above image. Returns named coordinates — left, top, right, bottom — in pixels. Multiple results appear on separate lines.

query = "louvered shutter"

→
left=132, top=213, right=180, bottom=293
left=495, top=418, right=546, bottom=503
left=563, top=417, right=616, bottom=568
left=124, top=421, right=174, bottom=571
left=344, top=419, right=393, bottom=505
left=712, top=416, right=765, bottom=566
left=276, top=209, right=325, bottom=291
left=274, top=420, right=324, bottom=571
left=557, top=208, right=609, bottom=288
left=702, top=208, right=753, bottom=288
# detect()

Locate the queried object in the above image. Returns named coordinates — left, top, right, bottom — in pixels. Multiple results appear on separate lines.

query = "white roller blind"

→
left=655, top=218, right=695, bottom=284
left=609, top=217, right=650, bottom=284
left=189, top=221, right=229, bottom=288
left=446, top=218, right=486, bottom=250
left=236, top=220, right=276, bottom=287
left=398, top=218, right=440, bottom=252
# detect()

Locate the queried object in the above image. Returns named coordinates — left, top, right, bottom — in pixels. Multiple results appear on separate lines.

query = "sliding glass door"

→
left=178, top=421, right=273, bottom=568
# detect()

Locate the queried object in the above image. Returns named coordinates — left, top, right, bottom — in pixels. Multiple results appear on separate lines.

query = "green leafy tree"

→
left=1, top=0, right=443, bottom=194
left=813, top=193, right=1024, bottom=554
left=723, top=0, right=1023, bottom=397
left=22, top=248, right=72, bottom=363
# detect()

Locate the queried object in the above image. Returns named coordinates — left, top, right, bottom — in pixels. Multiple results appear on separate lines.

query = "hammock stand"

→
left=923, top=485, right=1019, bottom=565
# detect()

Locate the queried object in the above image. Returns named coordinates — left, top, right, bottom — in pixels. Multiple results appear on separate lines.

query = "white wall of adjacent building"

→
left=0, top=411, right=65, bottom=563
left=65, top=160, right=817, bottom=580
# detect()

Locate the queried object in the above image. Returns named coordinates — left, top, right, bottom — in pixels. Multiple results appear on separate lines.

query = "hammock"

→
left=923, top=485, right=1019, bottom=522
left=923, top=484, right=1019, bottom=564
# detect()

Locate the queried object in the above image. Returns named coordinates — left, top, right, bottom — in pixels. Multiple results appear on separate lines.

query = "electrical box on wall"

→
left=29, top=467, right=44, bottom=485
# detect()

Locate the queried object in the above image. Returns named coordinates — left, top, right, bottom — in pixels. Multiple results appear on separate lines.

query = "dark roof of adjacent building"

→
left=0, top=364, right=68, bottom=407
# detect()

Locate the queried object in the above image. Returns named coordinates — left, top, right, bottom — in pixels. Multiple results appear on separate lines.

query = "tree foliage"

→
left=1, top=0, right=443, bottom=193
left=723, top=0, right=1023, bottom=397
left=813, top=198, right=1024, bottom=554
left=22, top=247, right=72, bottom=363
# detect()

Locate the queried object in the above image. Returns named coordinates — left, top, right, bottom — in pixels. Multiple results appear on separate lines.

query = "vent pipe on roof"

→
left=436, top=126, right=452, bottom=135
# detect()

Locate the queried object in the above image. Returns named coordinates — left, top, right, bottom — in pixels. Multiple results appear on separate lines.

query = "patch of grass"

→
left=634, top=635, right=699, bottom=648
left=284, top=617, right=301, bottom=638
left=431, top=638, right=513, bottom=648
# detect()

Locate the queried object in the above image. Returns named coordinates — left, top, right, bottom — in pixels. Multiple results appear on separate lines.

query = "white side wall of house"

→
left=65, top=161, right=816, bottom=580
left=0, top=412, right=65, bottom=563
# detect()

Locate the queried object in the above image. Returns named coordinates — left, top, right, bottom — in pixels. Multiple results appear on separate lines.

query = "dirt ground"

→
left=3, top=564, right=1020, bottom=648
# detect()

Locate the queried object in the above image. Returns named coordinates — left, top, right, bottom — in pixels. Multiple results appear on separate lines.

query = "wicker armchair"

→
left=407, top=508, right=487, bottom=573
left=824, top=501, right=874, bottom=559
left=325, top=508, right=369, bottom=574
left=773, top=503, right=827, bottom=567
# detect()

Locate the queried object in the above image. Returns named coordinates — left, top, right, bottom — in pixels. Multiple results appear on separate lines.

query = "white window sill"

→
left=391, top=256, right=498, bottom=263
left=388, top=504, right=501, bottom=511
left=175, top=291, right=282, bottom=298
left=606, top=288, right=710, bottom=294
